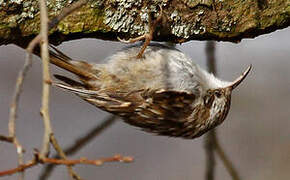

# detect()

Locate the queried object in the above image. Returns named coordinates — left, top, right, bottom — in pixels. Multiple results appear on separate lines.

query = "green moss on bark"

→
left=0, top=0, right=289, bottom=45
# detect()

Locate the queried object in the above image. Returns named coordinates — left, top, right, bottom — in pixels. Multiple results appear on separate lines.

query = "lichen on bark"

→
left=0, top=0, right=289, bottom=46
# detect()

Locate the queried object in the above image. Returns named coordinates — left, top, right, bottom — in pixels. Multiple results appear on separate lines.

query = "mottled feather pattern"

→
left=50, top=43, right=251, bottom=139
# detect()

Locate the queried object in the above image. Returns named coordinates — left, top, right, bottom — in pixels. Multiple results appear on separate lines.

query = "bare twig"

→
left=39, top=0, right=52, bottom=157
left=0, top=153, right=132, bottom=177
left=38, top=1, right=82, bottom=179
left=204, top=41, right=241, bottom=180
left=4, top=0, right=86, bottom=174
left=39, top=0, right=89, bottom=179
left=38, top=0, right=88, bottom=158
left=5, top=31, right=43, bottom=180
left=0, top=0, right=101, bottom=180
left=50, top=135, right=82, bottom=180
left=204, top=130, right=216, bottom=180
left=39, top=115, right=117, bottom=180
left=2, top=0, right=120, bottom=179
left=0, top=160, right=37, bottom=177
left=205, top=41, right=217, bottom=180
left=7, top=0, right=89, bottom=147
left=213, top=136, right=241, bottom=180
left=205, top=41, right=217, bottom=74
left=40, top=154, right=133, bottom=166
left=63, top=116, right=117, bottom=156
left=6, top=14, right=43, bottom=180
left=7, top=0, right=89, bottom=146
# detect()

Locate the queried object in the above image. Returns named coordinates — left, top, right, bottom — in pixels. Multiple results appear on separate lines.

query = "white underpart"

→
left=98, top=44, right=231, bottom=94
left=163, top=48, right=231, bottom=91
left=208, top=96, right=227, bottom=126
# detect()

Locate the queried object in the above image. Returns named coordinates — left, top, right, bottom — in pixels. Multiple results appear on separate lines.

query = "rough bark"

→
left=0, top=0, right=289, bottom=46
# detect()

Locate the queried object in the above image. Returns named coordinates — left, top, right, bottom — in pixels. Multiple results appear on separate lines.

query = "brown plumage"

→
left=49, top=44, right=251, bottom=139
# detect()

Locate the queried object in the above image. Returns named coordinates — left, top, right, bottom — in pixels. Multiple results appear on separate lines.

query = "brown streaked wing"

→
left=119, top=89, right=197, bottom=136
left=140, top=89, right=196, bottom=121
left=83, top=88, right=197, bottom=122
left=54, top=82, right=135, bottom=114
left=79, top=88, right=197, bottom=124
left=55, top=82, right=197, bottom=132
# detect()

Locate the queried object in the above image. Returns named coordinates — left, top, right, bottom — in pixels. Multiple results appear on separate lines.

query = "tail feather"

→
left=54, top=74, right=85, bottom=88
left=49, top=45, right=72, bottom=62
left=53, top=82, right=99, bottom=95
left=49, top=45, right=97, bottom=80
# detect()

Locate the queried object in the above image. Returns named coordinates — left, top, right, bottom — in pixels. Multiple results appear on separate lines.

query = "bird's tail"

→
left=49, top=45, right=98, bottom=81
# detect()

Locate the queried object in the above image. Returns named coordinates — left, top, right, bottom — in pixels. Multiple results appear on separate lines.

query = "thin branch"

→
left=0, top=160, right=37, bottom=177
left=204, top=130, right=216, bottom=180
left=7, top=0, right=89, bottom=147
left=63, top=116, right=117, bottom=156
left=50, top=135, right=81, bottom=180
left=38, top=0, right=89, bottom=179
left=40, top=154, right=133, bottom=166
left=6, top=17, right=43, bottom=180
left=204, top=41, right=217, bottom=180
left=7, top=0, right=89, bottom=144
left=39, top=115, right=117, bottom=180
left=0, top=153, right=133, bottom=177
left=39, top=0, right=52, bottom=157
left=7, top=33, right=42, bottom=147
left=205, top=41, right=217, bottom=75
left=213, top=136, right=241, bottom=180
left=1, top=0, right=92, bottom=179
left=39, top=1, right=81, bottom=179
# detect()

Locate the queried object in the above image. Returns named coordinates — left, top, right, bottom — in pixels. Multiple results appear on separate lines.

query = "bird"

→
left=48, top=43, right=251, bottom=139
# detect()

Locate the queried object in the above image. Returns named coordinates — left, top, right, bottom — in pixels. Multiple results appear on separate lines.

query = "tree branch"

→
left=39, top=0, right=52, bottom=158
left=214, top=135, right=241, bottom=180
left=0, top=153, right=132, bottom=177
left=0, top=0, right=289, bottom=46
left=0, top=0, right=92, bottom=179
left=39, top=115, right=117, bottom=180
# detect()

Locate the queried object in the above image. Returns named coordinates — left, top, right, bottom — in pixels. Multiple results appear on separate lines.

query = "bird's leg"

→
left=118, top=7, right=163, bottom=59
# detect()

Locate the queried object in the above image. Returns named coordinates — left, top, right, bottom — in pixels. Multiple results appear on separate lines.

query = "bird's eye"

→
left=214, top=91, right=222, bottom=98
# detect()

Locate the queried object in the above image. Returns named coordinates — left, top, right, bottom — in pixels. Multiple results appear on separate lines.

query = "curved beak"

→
left=227, top=65, right=252, bottom=90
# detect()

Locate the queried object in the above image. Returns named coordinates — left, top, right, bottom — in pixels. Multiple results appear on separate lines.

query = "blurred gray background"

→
left=0, top=27, right=289, bottom=180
